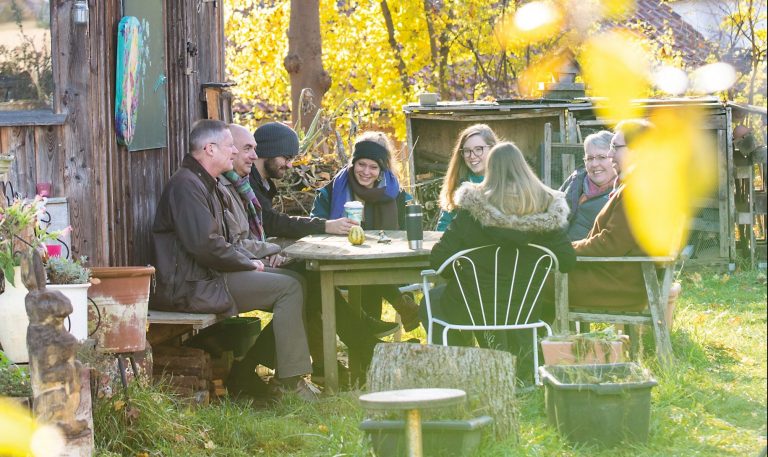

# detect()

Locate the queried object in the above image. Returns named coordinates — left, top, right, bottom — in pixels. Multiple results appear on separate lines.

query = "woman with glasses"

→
left=559, top=131, right=617, bottom=240
left=436, top=124, right=500, bottom=231
left=311, top=131, right=421, bottom=332
left=428, top=142, right=576, bottom=384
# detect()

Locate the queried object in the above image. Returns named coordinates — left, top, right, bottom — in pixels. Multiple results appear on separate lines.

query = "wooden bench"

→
left=554, top=256, right=676, bottom=367
left=147, top=310, right=225, bottom=346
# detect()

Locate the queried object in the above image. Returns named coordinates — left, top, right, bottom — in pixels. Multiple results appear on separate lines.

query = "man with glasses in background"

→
left=559, top=130, right=617, bottom=240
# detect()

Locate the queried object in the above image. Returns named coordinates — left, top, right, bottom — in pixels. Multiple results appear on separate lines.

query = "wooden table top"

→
left=359, top=388, right=467, bottom=410
left=283, top=230, right=442, bottom=261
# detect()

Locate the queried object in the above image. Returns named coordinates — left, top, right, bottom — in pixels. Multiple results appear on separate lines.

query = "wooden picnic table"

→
left=283, top=230, right=443, bottom=393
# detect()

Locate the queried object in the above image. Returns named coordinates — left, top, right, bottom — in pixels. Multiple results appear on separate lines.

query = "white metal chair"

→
left=421, top=243, right=559, bottom=385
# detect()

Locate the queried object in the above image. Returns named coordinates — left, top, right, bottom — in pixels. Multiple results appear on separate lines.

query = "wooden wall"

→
left=0, top=0, right=225, bottom=267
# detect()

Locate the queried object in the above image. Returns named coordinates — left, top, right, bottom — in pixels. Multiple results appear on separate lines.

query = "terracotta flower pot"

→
left=88, top=266, right=154, bottom=353
left=541, top=335, right=628, bottom=366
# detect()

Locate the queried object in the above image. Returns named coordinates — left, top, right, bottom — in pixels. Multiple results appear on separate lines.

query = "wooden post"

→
left=641, top=263, right=673, bottom=366
left=406, top=408, right=423, bottom=457
left=543, top=123, right=552, bottom=187
left=554, top=271, right=569, bottom=334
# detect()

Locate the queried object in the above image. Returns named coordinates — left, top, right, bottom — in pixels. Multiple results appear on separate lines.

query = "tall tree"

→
left=284, top=0, right=331, bottom=129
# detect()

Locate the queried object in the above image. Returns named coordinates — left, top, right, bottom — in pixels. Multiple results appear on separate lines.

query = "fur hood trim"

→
left=454, top=182, right=570, bottom=232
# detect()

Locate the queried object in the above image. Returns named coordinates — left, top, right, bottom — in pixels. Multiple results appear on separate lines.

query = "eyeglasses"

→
left=583, top=154, right=611, bottom=164
left=609, top=143, right=627, bottom=152
left=461, top=145, right=489, bottom=158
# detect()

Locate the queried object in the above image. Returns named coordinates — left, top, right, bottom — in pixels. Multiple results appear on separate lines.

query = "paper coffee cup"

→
left=344, top=201, right=364, bottom=224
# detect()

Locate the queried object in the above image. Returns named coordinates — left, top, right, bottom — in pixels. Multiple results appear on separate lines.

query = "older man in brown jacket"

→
left=151, top=119, right=317, bottom=400
left=567, top=120, right=653, bottom=311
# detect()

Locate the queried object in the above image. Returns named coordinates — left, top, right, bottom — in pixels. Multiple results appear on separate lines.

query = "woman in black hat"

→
left=311, top=131, right=421, bottom=332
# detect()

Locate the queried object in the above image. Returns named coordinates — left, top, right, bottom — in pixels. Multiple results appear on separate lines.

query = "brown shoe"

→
left=392, top=293, right=420, bottom=332
left=275, top=376, right=322, bottom=402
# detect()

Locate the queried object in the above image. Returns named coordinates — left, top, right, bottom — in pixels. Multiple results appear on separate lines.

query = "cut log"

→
left=366, top=343, right=517, bottom=440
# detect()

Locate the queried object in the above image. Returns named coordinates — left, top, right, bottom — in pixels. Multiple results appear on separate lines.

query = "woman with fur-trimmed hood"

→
left=428, top=142, right=575, bottom=370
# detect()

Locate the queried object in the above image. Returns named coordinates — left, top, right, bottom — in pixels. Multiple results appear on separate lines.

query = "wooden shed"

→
left=404, top=98, right=749, bottom=268
left=0, top=1, right=230, bottom=267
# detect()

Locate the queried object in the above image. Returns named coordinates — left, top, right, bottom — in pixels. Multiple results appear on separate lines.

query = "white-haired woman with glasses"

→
left=435, top=124, right=500, bottom=231
left=558, top=130, right=617, bottom=241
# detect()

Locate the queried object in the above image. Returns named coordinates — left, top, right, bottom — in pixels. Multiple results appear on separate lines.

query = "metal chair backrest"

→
left=437, top=243, right=559, bottom=328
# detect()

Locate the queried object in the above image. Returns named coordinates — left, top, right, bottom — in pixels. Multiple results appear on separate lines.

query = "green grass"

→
left=94, top=270, right=767, bottom=456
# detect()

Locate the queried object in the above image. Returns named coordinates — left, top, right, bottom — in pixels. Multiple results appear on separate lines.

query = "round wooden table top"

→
left=359, top=388, right=467, bottom=411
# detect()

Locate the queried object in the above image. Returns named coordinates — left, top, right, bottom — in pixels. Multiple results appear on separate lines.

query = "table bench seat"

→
left=147, top=310, right=225, bottom=345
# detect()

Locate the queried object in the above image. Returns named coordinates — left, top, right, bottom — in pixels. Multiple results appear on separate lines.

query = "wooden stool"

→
left=359, top=388, right=466, bottom=457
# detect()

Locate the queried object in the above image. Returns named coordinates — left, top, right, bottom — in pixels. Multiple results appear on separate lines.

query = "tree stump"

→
left=366, top=343, right=517, bottom=440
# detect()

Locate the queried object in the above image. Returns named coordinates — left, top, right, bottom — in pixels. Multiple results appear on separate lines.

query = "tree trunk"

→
left=366, top=343, right=518, bottom=440
left=380, top=0, right=410, bottom=92
left=285, top=0, right=331, bottom=130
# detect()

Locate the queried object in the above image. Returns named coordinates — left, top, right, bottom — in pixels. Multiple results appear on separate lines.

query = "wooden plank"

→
left=34, top=126, right=62, bottom=196
left=543, top=123, right=552, bottom=187
left=0, top=112, right=68, bottom=127
left=147, top=310, right=219, bottom=329
left=576, top=256, right=675, bottom=262
left=320, top=270, right=339, bottom=393
left=570, top=312, right=652, bottom=325
left=285, top=231, right=442, bottom=261
left=641, top=263, right=673, bottom=365
left=561, top=153, right=575, bottom=183
left=407, top=110, right=564, bottom=122
left=7, top=127, right=36, bottom=197
left=554, top=271, right=569, bottom=334
left=718, top=129, right=732, bottom=259
left=406, top=113, right=416, bottom=195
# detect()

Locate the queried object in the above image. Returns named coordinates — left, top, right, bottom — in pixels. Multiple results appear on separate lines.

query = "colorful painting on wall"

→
left=114, top=16, right=142, bottom=147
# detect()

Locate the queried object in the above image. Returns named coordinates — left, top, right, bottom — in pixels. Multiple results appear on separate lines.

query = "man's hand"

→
left=264, top=254, right=287, bottom=268
left=325, top=217, right=359, bottom=235
left=252, top=259, right=265, bottom=272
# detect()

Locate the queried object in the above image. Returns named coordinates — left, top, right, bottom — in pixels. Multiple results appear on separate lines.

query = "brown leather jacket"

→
left=151, top=154, right=255, bottom=314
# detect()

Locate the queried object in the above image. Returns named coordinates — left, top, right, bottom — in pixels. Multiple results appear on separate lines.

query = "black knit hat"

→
left=352, top=140, right=390, bottom=170
left=254, top=122, right=300, bottom=158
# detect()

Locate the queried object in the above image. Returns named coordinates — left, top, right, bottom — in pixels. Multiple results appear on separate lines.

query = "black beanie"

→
left=254, top=122, right=300, bottom=158
left=352, top=140, right=389, bottom=170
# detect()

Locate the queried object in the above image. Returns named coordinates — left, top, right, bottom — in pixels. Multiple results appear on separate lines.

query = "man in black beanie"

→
left=249, top=122, right=356, bottom=238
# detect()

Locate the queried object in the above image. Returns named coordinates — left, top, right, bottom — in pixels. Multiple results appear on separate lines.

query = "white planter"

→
left=48, top=283, right=91, bottom=341
left=0, top=267, right=30, bottom=363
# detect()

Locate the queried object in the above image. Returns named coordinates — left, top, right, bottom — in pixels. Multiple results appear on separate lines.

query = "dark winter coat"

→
left=151, top=155, right=256, bottom=314
left=559, top=167, right=614, bottom=241
left=569, top=185, right=648, bottom=311
left=430, top=183, right=576, bottom=324
left=248, top=166, right=326, bottom=238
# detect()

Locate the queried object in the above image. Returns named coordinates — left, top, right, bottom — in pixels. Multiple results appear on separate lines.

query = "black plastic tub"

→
left=360, top=415, right=493, bottom=457
left=184, top=316, right=261, bottom=358
left=540, top=363, right=657, bottom=447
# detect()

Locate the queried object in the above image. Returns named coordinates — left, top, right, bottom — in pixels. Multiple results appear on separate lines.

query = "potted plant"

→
left=46, top=256, right=92, bottom=341
left=0, top=197, right=64, bottom=363
left=539, top=362, right=658, bottom=447
left=0, top=351, right=32, bottom=408
left=541, top=328, right=628, bottom=365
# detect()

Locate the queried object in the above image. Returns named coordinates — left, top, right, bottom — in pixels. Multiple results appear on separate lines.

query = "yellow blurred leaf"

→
left=581, top=29, right=651, bottom=120
left=318, top=424, right=329, bottom=433
left=600, top=0, right=636, bottom=18
left=113, top=400, right=125, bottom=411
left=623, top=107, right=717, bottom=255
left=204, top=440, right=216, bottom=450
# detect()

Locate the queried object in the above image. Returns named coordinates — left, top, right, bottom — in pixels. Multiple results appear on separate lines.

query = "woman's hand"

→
left=252, top=259, right=265, bottom=272
left=325, top=217, right=359, bottom=235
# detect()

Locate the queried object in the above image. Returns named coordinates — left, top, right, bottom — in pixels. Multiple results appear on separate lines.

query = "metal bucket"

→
left=88, top=266, right=154, bottom=353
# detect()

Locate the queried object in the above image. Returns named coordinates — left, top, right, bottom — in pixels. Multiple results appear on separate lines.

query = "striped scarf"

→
left=223, top=170, right=265, bottom=241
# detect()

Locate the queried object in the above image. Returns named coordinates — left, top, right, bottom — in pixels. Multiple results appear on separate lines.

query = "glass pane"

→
left=0, top=0, right=52, bottom=111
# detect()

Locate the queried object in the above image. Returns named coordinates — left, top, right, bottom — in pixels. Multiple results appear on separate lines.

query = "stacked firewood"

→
left=152, top=346, right=214, bottom=405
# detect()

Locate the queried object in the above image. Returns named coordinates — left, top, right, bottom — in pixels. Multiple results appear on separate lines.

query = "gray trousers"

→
left=225, top=268, right=311, bottom=378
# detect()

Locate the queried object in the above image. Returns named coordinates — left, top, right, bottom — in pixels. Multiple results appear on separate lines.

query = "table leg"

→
left=348, top=286, right=363, bottom=383
left=320, top=271, right=339, bottom=393
left=405, top=408, right=423, bottom=457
